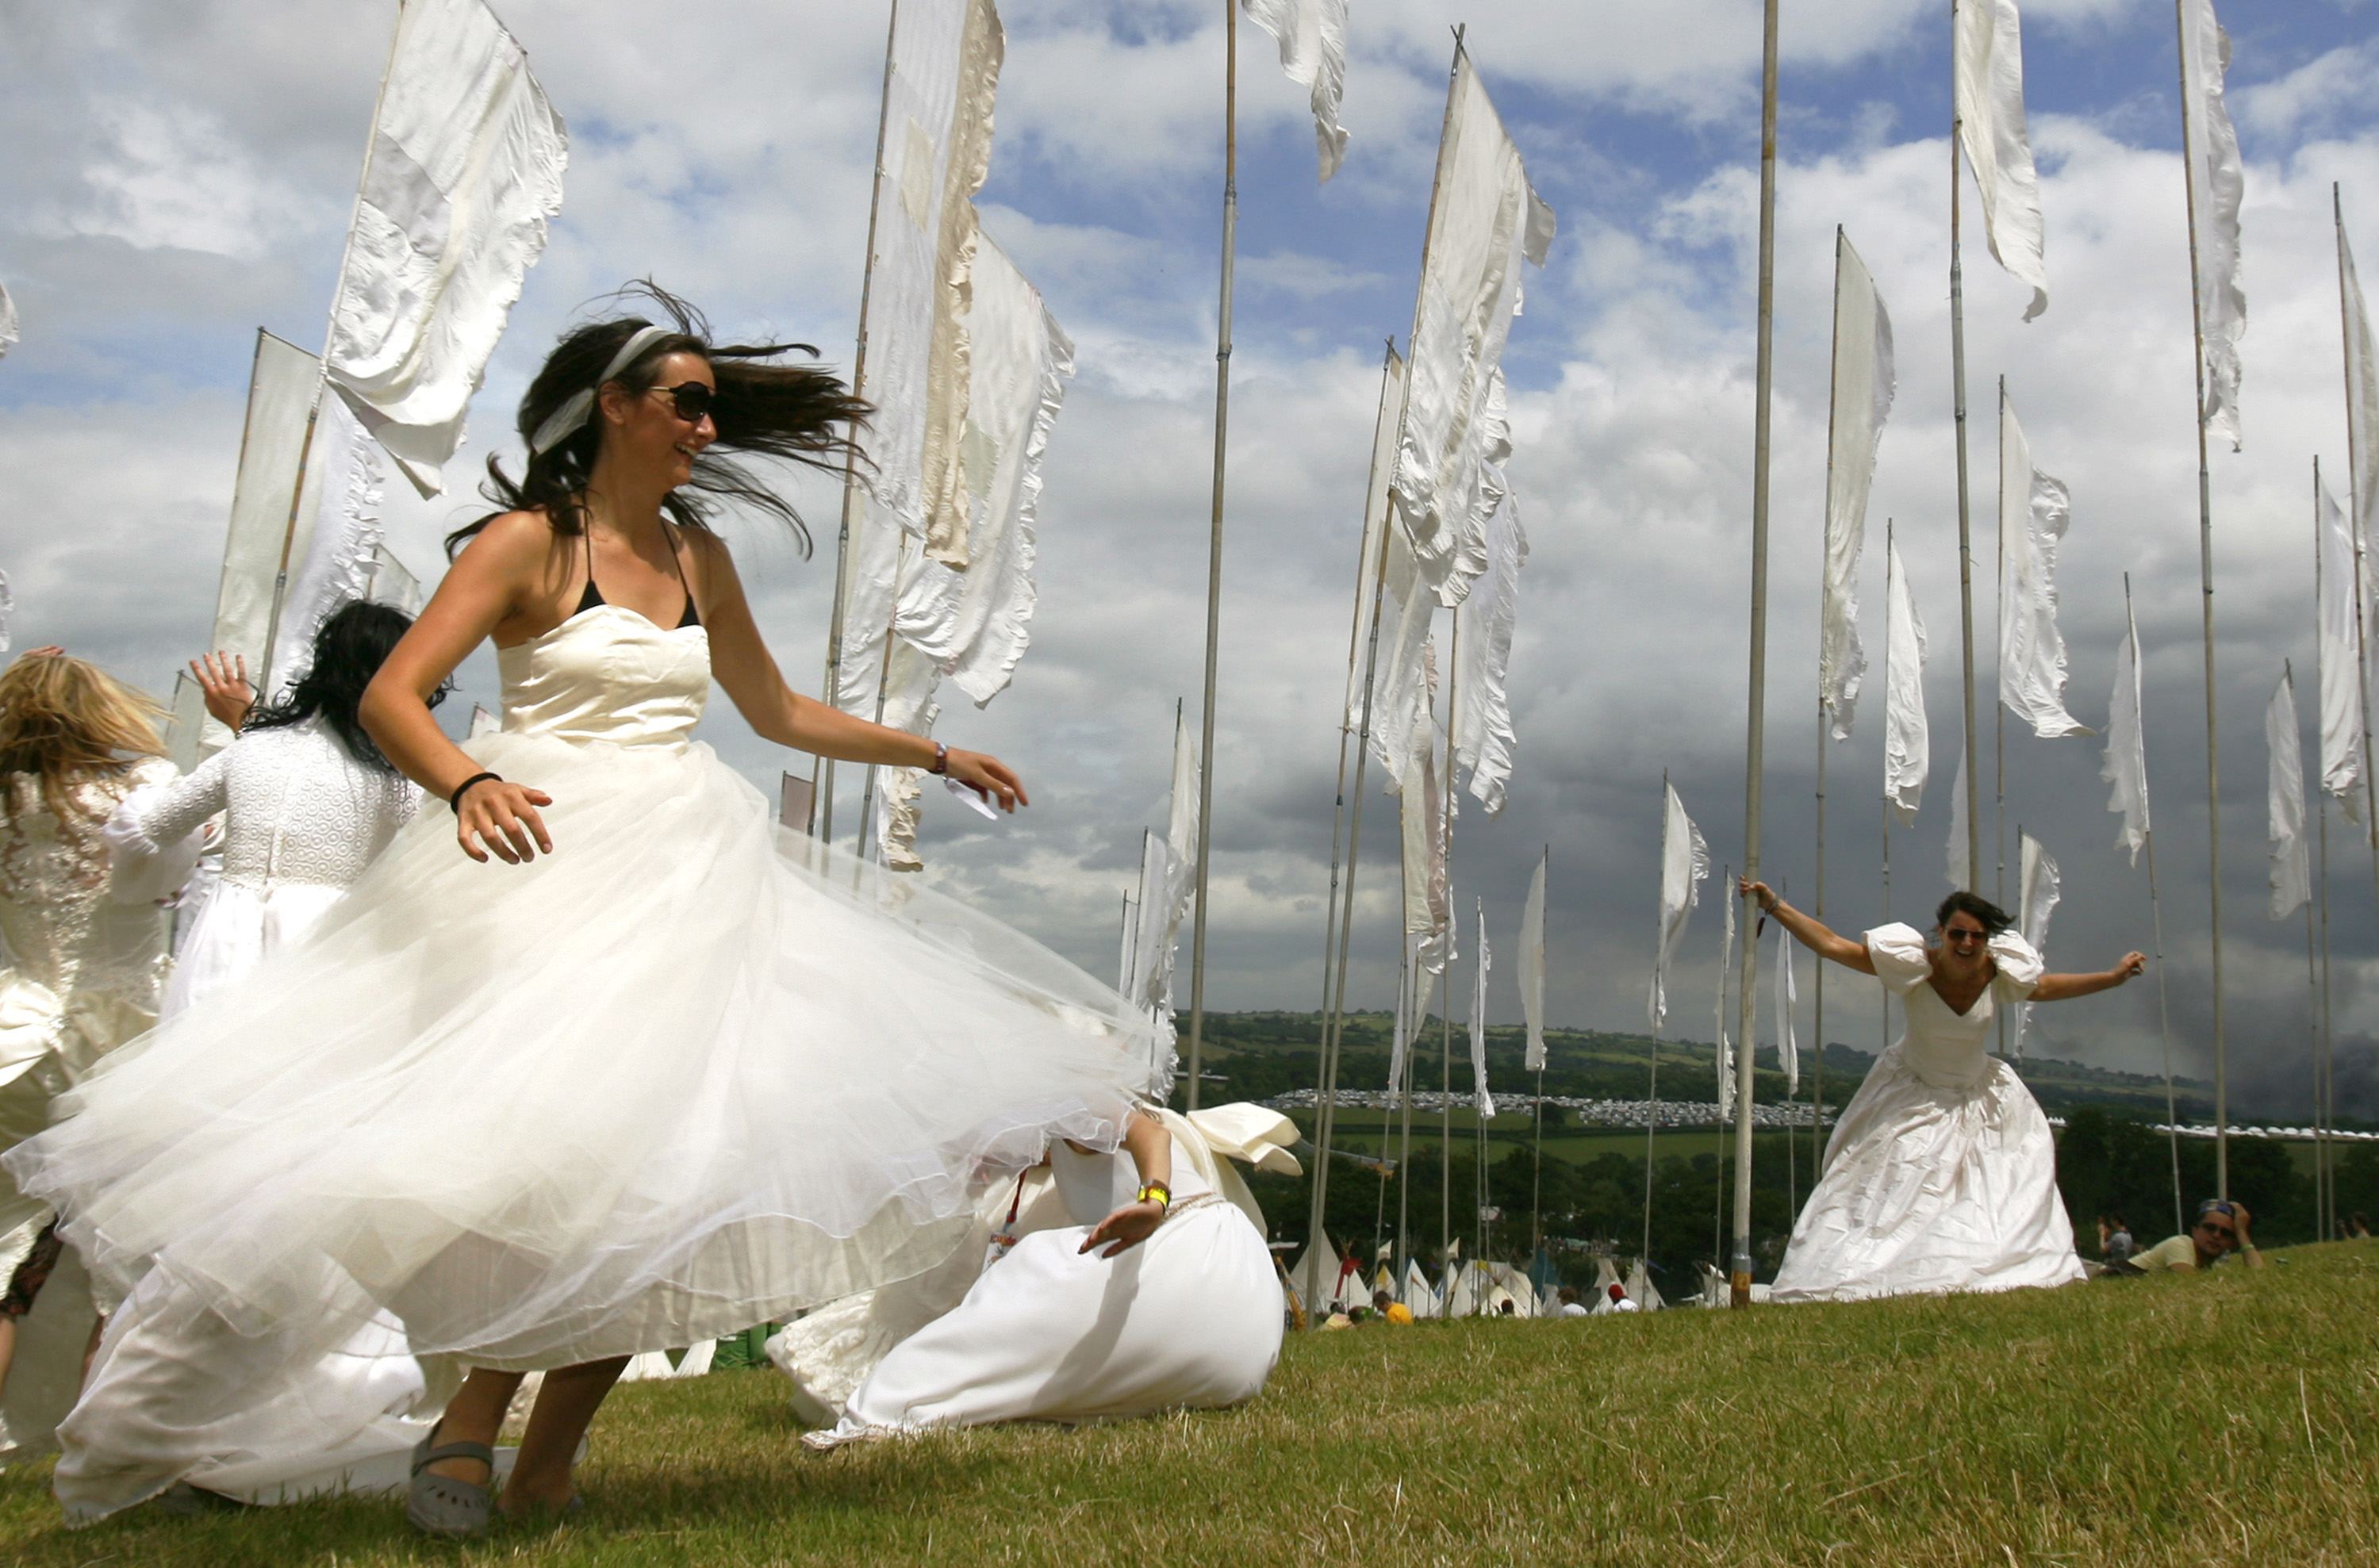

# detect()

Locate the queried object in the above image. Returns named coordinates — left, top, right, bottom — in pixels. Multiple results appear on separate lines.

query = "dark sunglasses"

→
left=2194, top=1219, right=2236, bottom=1238
left=648, top=381, right=716, bottom=424
left=1942, top=926, right=1988, bottom=945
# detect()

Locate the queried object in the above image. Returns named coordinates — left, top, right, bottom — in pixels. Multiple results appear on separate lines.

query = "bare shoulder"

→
left=462, top=508, right=562, bottom=565
left=677, top=523, right=736, bottom=570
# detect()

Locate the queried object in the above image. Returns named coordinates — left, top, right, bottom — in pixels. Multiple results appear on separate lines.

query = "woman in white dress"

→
left=1741, top=882, right=2145, bottom=1303
left=801, top=1104, right=1287, bottom=1443
left=0, top=653, right=199, bottom=1461
left=6, top=288, right=1165, bottom=1532
left=112, top=603, right=432, bottom=1017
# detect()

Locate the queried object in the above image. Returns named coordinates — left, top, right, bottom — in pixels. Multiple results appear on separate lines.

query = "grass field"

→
left=2, top=1244, right=2372, bottom=1564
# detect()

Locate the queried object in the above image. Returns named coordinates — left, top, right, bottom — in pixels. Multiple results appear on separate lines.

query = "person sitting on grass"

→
left=2105, top=1216, right=2135, bottom=1263
left=1372, top=1290, right=1413, bottom=1325
left=1602, top=1283, right=1640, bottom=1314
left=2131, top=1200, right=2265, bottom=1273
left=1554, top=1286, right=1590, bottom=1319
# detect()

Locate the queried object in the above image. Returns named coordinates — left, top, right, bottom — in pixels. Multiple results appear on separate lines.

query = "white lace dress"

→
left=0, top=760, right=198, bottom=1465
left=1769, top=924, right=2085, bottom=1303
left=4, top=606, right=1166, bottom=1518
left=108, top=718, right=420, bottom=1018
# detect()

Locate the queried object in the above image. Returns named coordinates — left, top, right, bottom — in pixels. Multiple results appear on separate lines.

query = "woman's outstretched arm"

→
left=2030, top=953, right=2147, bottom=1002
left=1737, top=878, right=1876, bottom=975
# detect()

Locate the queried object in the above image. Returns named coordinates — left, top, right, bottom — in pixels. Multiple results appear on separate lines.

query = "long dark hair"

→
left=245, top=601, right=444, bottom=773
left=447, top=282, right=870, bottom=558
left=1935, top=890, right=2014, bottom=936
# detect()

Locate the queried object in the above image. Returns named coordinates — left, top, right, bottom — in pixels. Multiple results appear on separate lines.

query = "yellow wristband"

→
left=1136, top=1182, right=1171, bottom=1211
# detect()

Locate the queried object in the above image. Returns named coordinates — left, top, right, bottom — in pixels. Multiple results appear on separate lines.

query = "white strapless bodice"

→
left=496, top=607, right=709, bottom=750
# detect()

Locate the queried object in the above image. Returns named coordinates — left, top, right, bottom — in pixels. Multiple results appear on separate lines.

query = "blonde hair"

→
left=0, top=652, right=166, bottom=827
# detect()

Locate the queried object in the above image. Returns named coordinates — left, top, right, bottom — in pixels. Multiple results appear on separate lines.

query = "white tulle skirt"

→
left=8, top=730, right=1162, bottom=1394
left=1770, top=1044, right=2084, bottom=1302
left=160, top=880, right=350, bottom=1018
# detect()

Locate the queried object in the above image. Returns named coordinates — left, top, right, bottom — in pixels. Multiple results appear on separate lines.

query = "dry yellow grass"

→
left=2, top=1243, right=2373, bottom=1565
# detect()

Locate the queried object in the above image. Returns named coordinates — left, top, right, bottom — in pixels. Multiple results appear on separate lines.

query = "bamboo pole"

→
left=815, top=0, right=901, bottom=845
left=1812, top=226, right=1843, bottom=1187
left=1713, top=863, right=1730, bottom=1269
left=2294, top=659, right=2323, bottom=1243
left=2128, top=575, right=2186, bottom=1238
left=1530, top=845, right=1548, bottom=1271
left=1950, top=0, right=1982, bottom=888
left=2316, top=794, right=2336, bottom=1240
left=1182, top=0, right=1241, bottom=1110
left=2172, top=0, right=2228, bottom=1195
left=1643, top=770, right=1669, bottom=1269
left=1395, top=948, right=1418, bottom=1289
left=1438, top=619, right=1464, bottom=1316
left=1731, top=0, right=1780, bottom=1308
left=1994, top=378, right=2010, bottom=1068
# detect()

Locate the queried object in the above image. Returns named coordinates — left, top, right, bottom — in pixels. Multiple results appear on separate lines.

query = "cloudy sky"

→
left=6, top=1, right=2378, bottom=1114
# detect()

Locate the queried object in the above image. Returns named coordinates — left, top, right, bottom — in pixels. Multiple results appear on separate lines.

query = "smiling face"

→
left=1933, top=909, right=1993, bottom=982
left=595, top=349, right=717, bottom=489
left=2193, top=1209, right=2239, bottom=1262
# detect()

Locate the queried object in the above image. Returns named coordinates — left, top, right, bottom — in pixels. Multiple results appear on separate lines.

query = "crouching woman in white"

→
left=809, top=1106, right=1284, bottom=1443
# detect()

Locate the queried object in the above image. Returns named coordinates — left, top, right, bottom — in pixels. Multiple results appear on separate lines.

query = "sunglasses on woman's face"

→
left=2195, top=1219, right=2236, bottom=1240
left=648, top=381, right=716, bottom=424
left=1943, top=926, right=1988, bottom=946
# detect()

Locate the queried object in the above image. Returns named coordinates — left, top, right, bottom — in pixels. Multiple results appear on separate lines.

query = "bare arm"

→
left=1078, top=1108, right=1173, bottom=1259
left=1738, top=879, right=1874, bottom=974
left=690, top=534, right=1030, bottom=812
left=2028, top=953, right=2147, bottom=1003
left=359, top=512, right=556, bottom=865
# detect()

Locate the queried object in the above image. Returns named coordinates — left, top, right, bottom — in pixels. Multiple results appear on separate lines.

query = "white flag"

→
left=2317, top=473, right=2365, bottom=812
left=2101, top=598, right=2151, bottom=865
left=1714, top=882, right=1736, bottom=1121
left=1364, top=540, right=1437, bottom=788
left=1387, top=938, right=1417, bottom=1092
left=2013, top=830, right=2060, bottom=1060
left=1821, top=232, right=1897, bottom=739
left=1454, top=489, right=1528, bottom=812
left=2267, top=670, right=2312, bottom=922
left=0, top=279, right=17, bottom=359
left=324, top=0, right=567, bottom=494
left=1401, top=742, right=1452, bottom=976
left=1391, top=53, right=1555, bottom=609
left=271, top=389, right=388, bottom=696
left=2339, top=215, right=2379, bottom=625
left=1883, top=532, right=1929, bottom=825
left=1241, top=0, right=1350, bottom=182
left=1123, top=710, right=1202, bottom=1014
left=876, top=236, right=1072, bottom=868
left=2179, top=0, right=2247, bottom=451
left=1953, top=0, right=2049, bottom=320
left=1947, top=746, right=1970, bottom=890
left=1999, top=396, right=2088, bottom=738
left=1470, top=899, right=1495, bottom=1119
left=1773, top=923, right=1798, bottom=1097
left=1117, top=883, right=1142, bottom=1001
left=1518, top=852, right=1548, bottom=1072
left=832, top=0, right=1004, bottom=715
left=1648, top=783, right=1710, bottom=1032
left=1347, top=348, right=1408, bottom=722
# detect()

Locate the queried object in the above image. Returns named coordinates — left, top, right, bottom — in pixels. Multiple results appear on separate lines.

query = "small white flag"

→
left=1883, top=532, right=1929, bottom=825
left=1241, top=0, right=1351, bottom=182
left=2316, top=473, right=2366, bottom=814
left=2014, top=831, right=2060, bottom=1060
left=2101, top=598, right=2151, bottom=865
left=1649, top=783, right=1710, bottom=1032
left=1774, top=922, right=1798, bottom=1098
left=1820, top=232, right=1897, bottom=740
left=2267, top=669, right=2312, bottom=921
left=1714, top=880, right=1736, bottom=1121
left=1947, top=746, right=1971, bottom=890
left=1470, top=899, right=1495, bottom=1119
left=1518, top=852, right=1548, bottom=1073
left=2000, top=395, right=2089, bottom=738
left=2179, top=0, right=2247, bottom=451
left=1954, top=0, right=2050, bottom=320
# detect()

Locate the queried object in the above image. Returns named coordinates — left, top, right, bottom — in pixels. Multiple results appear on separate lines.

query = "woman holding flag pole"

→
left=1740, top=876, right=2142, bottom=1302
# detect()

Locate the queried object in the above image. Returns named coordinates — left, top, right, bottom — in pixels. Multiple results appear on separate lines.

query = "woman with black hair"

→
left=108, top=602, right=439, bottom=1015
left=8, top=286, right=1165, bottom=1531
left=1740, top=881, right=2146, bottom=1303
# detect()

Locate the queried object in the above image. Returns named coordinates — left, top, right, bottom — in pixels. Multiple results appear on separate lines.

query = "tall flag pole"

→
left=2173, top=0, right=2246, bottom=1195
left=1882, top=522, right=1930, bottom=1066
left=1519, top=847, right=1549, bottom=1267
left=2105, top=576, right=2185, bottom=1235
left=2333, top=188, right=2379, bottom=880
left=1731, top=0, right=1781, bottom=1309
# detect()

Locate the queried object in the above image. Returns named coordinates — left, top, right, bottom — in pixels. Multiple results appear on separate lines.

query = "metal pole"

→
left=2316, top=794, right=2336, bottom=1240
left=1995, top=378, right=2009, bottom=1060
left=1644, top=771, right=1668, bottom=1269
left=1396, top=952, right=1418, bottom=1288
left=1437, top=966, right=1453, bottom=1317
left=2128, top=576, right=2186, bottom=1237
left=1530, top=845, right=1548, bottom=1269
left=1950, top=0, right=1982, bottom=886
left=1732, top=0, right=1780, bottom=1307
left=1182, top=0, right=1239, bottom=1110
left=815, top=0, right=901, bottom=844
left=1881, top=520, right=1896, bottom=1072
left=1437, top=620, right=1464, bottom=1315
left=2172, top=0, right=2227, bottom=1197
left=1812, top=226, right=1843, bottom=1183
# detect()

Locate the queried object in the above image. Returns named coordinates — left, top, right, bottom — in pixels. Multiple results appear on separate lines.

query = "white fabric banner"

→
left=2339, top=220, right=2379, bottom=701
left=1241, top=0, right=1350, bottom=182
left=1947, top=746, right=1970, bottom=890
left=1883, top=533, right=1928, bottom=825
left=877, top=236, right=1072, bottom=868
left=2014, top=830, right=2060, bottom=1060
left=1122, top=711, right=1202, bottom=1016
left=1345, top=348, right=1407, bottom=724
left=363, top=544, right=423, bottom=614
left=1400, top=743, right=1452, bottom=976
left=2317, top=473, right=2365, bottom=811
left=1648, top=782, right=1709, bottom=1033
left=1953, top=0, right=2049, bottom=320
left=833, top=0, right=1004, bottom=715
left=324, top=0, right=567, bottom=494
left=2101, top=599, right=2152, bottom=866
left=1453, top=489, right=1528, bottom=813
left=272, top=389, right=388, bottom=696
left=2179, top=0, right=2247, bottom=452
left=1518, top=852, right=1547, bottom=1073
left=1774, top=923, right=1798, bottom=1098
left=1820, top=232, right=1896, bottom=739
left=1714, top=880, right=1736, bottom=1121
left=1999, top=396, right=2088, bottom=738
left=0, top=279, right=17, bottom=359
left=2268, top=670, right=2312, bottom=921
left=1469, top=899, right=1495, bottom=1119
left=1387, top=939, right=1415, bottom=1093
left=1391, top=55, right=1555, bottom=609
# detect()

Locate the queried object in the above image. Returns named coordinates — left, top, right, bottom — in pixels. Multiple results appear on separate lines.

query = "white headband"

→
left=527, top=324, right=677, bottom=458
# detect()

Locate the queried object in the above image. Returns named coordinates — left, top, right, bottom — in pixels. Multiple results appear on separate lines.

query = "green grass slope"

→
left=5, top=1244, right=2371, bottom=1565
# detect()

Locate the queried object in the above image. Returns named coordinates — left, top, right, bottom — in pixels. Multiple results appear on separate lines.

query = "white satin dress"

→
left=1770, top=924, right=2085, bottom=1302
left=5, top=605, right=1165, bottom=1518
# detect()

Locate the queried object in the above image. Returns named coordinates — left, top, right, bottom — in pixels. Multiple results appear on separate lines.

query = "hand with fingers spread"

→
left=190, top=651, right=255, bottom=731
left=1078, top=1198, right=1165, bottom=1259
left=451, top=775, right=554, bottom=865
left=943, top=749, right=1028, bottom=814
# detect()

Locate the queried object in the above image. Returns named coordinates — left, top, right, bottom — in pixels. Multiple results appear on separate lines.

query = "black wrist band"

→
left=449, top=772, right=502, bottom=814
